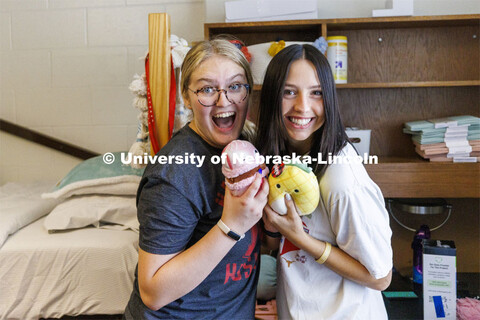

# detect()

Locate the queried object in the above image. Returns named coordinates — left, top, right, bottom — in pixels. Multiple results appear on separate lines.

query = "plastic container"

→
left=345, top=128, right=371, bottom=157
left=412, top=224, right=431, bottom=294
left=326, top=36, right=348, bottom=83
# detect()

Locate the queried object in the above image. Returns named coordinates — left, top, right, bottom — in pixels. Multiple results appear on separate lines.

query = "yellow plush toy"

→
left=268, top=163, right=320, bottom=216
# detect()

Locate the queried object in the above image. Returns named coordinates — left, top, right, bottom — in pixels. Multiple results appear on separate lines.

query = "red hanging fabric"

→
left=168, top=56, right=176, bottom=139
left=145, top=54, right=160, bottom=155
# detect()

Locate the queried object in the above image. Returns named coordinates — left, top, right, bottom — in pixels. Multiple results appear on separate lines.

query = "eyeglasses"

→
left=188, top=83, right=250, bottom=107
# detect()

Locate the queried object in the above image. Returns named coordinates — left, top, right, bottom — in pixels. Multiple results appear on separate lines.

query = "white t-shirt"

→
left=276, top=143, right=393, bottom=320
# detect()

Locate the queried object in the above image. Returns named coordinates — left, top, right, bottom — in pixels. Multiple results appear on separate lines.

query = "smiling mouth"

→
left=213, top=111, right=236, bottom=129
left=287, top=116, right=313, bottom=127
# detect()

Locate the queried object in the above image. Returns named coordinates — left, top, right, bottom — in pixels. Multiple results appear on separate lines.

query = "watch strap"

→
left=260, top=219, right=282, bottom=238
left=217, top=219, right=245, bottom=241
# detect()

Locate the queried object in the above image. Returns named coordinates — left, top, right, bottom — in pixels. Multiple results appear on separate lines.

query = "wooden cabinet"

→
left=205, top=15, right=480, bottom=198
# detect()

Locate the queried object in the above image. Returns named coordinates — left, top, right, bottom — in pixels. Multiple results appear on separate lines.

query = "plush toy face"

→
left=222, top=140, right=268, bottom=196
left=268, top=163, right=320, bottom=216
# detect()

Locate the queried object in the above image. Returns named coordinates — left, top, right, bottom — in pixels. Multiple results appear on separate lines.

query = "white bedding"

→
left=0, top=216, right=139, bottom=320
left=0, top=181, right=59, bottom=248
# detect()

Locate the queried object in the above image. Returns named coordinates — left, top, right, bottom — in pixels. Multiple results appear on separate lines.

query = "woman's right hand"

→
left=221, top=173, right=269, bottom=235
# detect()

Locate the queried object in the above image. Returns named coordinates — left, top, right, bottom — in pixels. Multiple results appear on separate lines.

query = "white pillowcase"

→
left=44, top=195, right=139, bottom=233
left=0, top=181, right=59, bottom=248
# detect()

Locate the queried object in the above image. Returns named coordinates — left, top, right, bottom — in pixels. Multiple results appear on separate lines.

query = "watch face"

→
left=227, top=231, right=241, bottom=241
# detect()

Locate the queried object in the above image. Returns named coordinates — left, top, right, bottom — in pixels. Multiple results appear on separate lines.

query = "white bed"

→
left=0, top=155, right=143, bottom=320
left=0, top=216, right=138, bottom=320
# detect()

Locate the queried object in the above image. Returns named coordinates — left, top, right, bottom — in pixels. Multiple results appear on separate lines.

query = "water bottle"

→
left=412, top=224, right=430, bottom=294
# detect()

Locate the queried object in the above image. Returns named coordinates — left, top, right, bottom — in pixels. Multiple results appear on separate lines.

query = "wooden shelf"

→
left=207, top=15, right=480, bottom=198
left=365, top=158, right=480, bottom=198
left=253, top=80, right=480, bottom=91
left=338, top=80, right=480, bottom=89
left=323, top=14, right=480, bottom=30
left=205, top=14, right=480, bottom=43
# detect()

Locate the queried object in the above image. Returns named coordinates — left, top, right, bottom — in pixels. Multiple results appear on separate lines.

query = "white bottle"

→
left=326, top=36, right=348, bottom=84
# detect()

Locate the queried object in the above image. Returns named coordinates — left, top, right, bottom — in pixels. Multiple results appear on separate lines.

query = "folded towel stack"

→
left=403, top=115, right=480, bottom=162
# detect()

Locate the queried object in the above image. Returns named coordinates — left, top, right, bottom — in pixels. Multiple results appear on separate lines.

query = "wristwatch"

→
left=217, top=219, right=245, bottom=241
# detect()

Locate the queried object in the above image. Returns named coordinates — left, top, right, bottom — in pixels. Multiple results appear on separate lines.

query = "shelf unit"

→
left=254, top=80, right=480, bottom=91
left=205, top=15, right=480, bottom=198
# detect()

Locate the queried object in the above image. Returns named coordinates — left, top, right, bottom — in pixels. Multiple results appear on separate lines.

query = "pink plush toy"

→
left=222, top=140, right=269, bottom=196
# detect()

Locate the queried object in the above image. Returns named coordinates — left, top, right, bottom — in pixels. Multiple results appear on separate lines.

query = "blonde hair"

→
left=180, top=38, right=253, bottom=104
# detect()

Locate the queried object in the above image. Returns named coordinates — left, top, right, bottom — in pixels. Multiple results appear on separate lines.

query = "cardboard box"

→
left=422, top=240, right=456, bottom=320
left=225, top=0, right=317, bottom=22
left=345, top=128, right=371, bottom=157
left=372, top=0, right=413, bottom=17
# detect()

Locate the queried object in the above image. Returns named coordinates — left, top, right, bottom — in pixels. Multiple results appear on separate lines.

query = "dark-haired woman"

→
left=256, top=44, right=393, bottom=319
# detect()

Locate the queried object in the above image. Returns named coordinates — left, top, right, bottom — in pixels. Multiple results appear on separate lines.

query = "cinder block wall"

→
left=0, top=0, right=204, bottom=183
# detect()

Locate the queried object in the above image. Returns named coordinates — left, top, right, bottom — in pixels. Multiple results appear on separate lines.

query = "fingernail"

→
left=258, top=168, right=262, bottom=174
left=285, top=193, right=292, bottom=201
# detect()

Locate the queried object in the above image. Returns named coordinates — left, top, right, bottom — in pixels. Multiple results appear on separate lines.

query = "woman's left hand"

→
left=263, top=194, right=308, bottom=247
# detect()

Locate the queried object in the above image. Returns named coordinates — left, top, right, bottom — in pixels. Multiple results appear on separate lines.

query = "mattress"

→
left=0, top=216, right=139, bottom=320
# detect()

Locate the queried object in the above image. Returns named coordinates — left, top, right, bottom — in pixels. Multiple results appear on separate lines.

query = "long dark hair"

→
left=254, top=44, right=348, bottom=176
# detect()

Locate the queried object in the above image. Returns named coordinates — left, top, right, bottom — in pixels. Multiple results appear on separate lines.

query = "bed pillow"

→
left=0, top=181, right=59, bottom=248
left=43, top=194, right=139, bottom=232
left=257, top=254, right=277, bottom=300
left=42, top=152, right=144, bottom=200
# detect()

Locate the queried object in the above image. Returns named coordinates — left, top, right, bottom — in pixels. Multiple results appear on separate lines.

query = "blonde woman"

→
left=124, top=39, right=269, bottom=319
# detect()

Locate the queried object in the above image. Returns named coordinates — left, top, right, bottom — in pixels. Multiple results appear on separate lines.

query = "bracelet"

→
left=260, top=219, right=282, bottom=238
left=217, top=219, right=245, bottom=242
left=315, top=242, right=332, bottom=264
left=263, top=228, right=282, bottom=238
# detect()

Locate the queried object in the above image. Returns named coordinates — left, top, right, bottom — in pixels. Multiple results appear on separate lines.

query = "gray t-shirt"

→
left=124, top=125, right=260, bottom=319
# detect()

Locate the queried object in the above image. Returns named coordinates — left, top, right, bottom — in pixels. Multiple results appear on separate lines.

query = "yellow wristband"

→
left=316, top=242, right=332, bottom=264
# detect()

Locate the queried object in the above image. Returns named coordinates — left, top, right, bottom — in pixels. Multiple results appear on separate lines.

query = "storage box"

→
left=422, top=240, right=456, bottom=320
left=372, top=0, right=413, bottom=17
left=345, top=128, right=371, bottom=157
left=225, top=0, right=317, bottom=23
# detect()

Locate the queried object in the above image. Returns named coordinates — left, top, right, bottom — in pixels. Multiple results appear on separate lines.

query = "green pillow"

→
left=257, top=254, right=277, bottom=300
left=42, top=152, right=144, bottom=199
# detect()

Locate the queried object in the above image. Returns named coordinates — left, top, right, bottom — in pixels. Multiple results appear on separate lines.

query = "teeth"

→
left=214, top=112, right=235, bottom=118
left=290, top=117, right=312, bottom=126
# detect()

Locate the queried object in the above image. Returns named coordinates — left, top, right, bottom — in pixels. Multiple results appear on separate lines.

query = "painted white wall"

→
left=206, top=0, right=480, bottom=22
left=0, top=0, right=205, bottom=184
left=1, top=0, right=479, bottom=184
